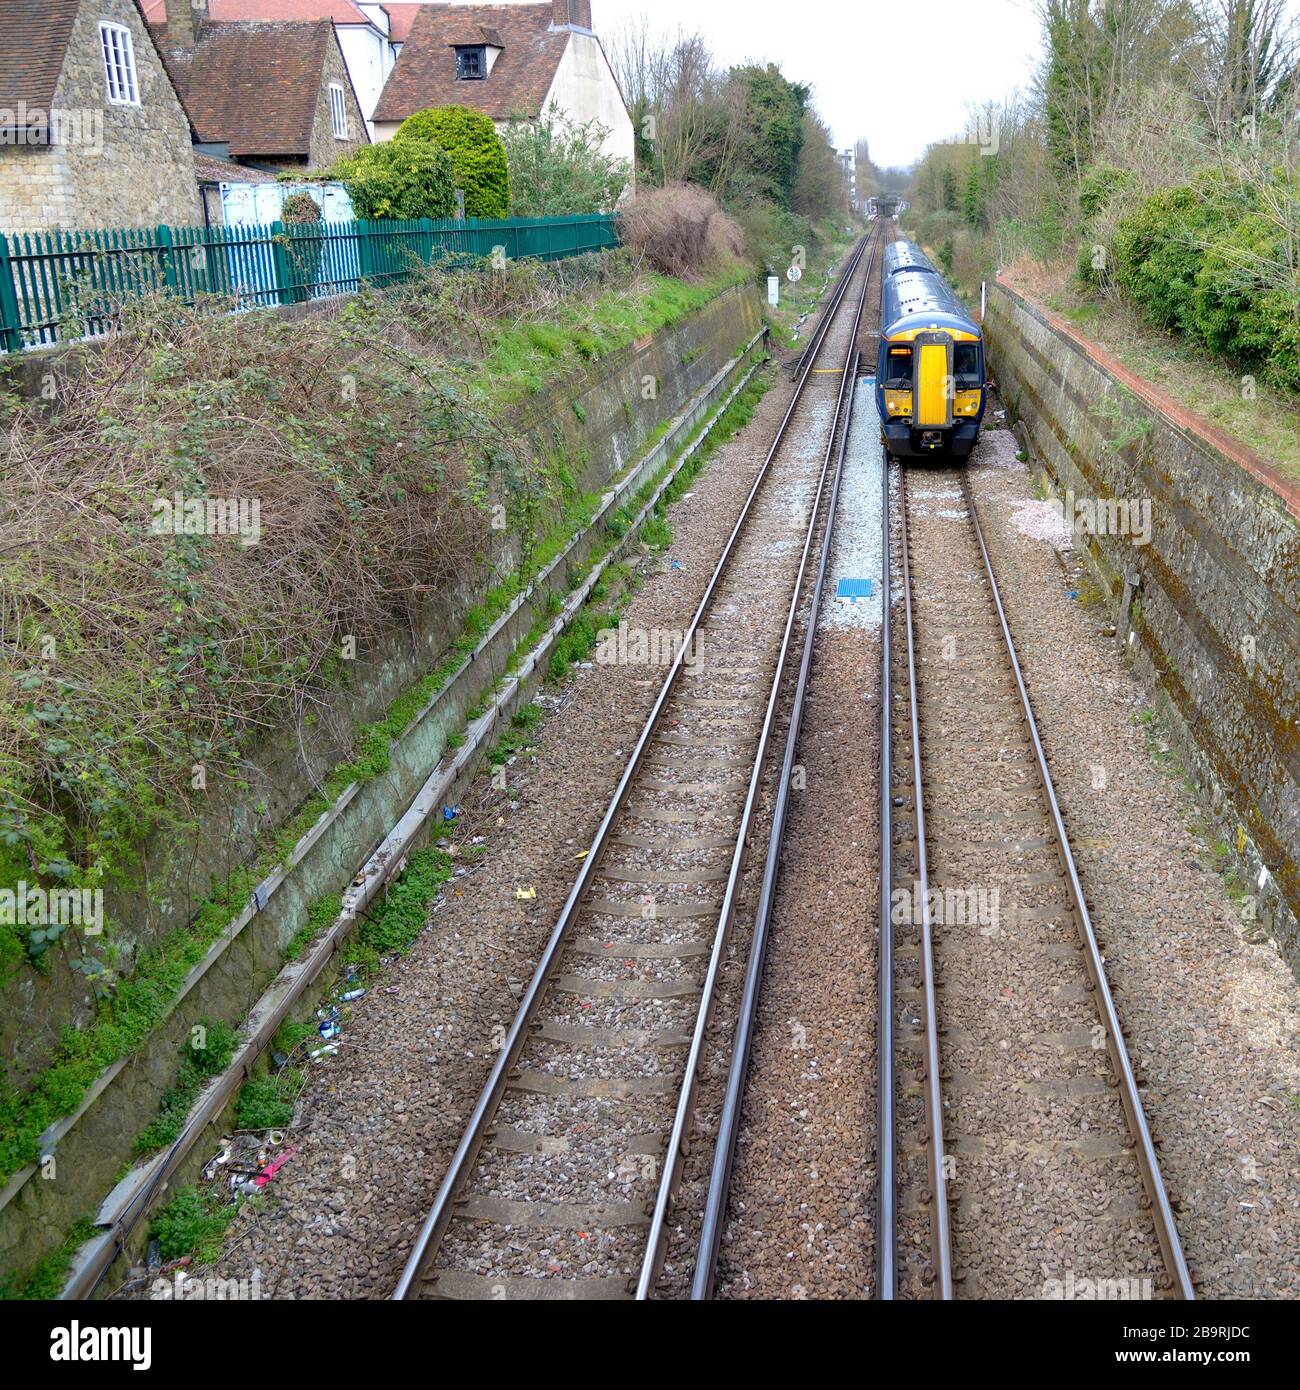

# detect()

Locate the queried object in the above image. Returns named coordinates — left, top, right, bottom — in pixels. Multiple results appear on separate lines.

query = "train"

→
left=875, top=240, right=986, bottom=461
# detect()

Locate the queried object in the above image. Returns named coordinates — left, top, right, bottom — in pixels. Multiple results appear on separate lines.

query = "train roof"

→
left=882, top=239, right=979, bottom=339
left=883, top=241, right=937, bottom=276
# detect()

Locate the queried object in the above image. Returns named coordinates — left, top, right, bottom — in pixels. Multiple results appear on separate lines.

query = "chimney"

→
left=552, top=0, right=593, bottom=31
left=164, top=0, right=203, bottom=48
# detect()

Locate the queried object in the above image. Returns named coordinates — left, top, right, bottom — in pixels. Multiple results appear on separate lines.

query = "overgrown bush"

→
left=1113, top=183, right=1219, bottom=331
left=150, top=1187, right=236, bottom=1263
left=1190, top=212, right=1283, bottom=358
left=1108, top=167, right=1300, bottom=392
left=501, top=105, right=630, bottom=216
left=331, top=140, right=455, bottom=220
left=237, top=1069, right=302, bottom=1130
left=730, top=200, right=816, bottom=278
left=618, top=184, right=744, bottom=280
left=0, top=279, right=528, bottom=947
left=280, top=191, right=321, bottom=224
left=1078, top=164, right=1136, bottom=222
left=279, top=190, right=324, bottom=296
left=395, top=106, right=510, bottom=218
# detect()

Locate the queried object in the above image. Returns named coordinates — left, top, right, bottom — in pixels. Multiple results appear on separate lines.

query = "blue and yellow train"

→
left=875, top=240, right=986, bottom=460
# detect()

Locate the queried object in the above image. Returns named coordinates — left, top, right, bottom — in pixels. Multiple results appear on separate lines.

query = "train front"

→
left=876, top=242, right=986, bottom=460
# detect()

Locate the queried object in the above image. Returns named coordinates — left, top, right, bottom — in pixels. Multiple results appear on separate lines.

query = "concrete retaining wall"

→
left=2, top=280, right=764, bottom=1089
left=985, top=278, right=1300, bottom=972
left=0, top=281, right=766, bottom=1280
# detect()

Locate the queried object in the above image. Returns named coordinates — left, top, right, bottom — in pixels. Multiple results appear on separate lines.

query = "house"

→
left=0, top=0, right=201, bottom=230
left=372, top=1, right=634, bottom=175
left=141, top=0, right=417, bottom=136
left=149, top=1, right=370, bottom=170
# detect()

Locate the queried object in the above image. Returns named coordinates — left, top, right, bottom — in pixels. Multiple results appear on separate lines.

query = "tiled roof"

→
left=0, top=0, right=79, bottom=117
left=192, top=151, right=279, bottom=183
left=382, top=3, right=423, bottom=44
left=373, top=2, right=567, bottom=124
left=142, top=0, right=374, bottom=23
left=157, top=19, right=336, bottom=157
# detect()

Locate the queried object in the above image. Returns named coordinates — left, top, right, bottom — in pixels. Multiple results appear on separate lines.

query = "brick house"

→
left=0, top=0, right=200, bottom=230
left=372, top=0, right=634, bottom=176
left=149, top=1, right=370, bottom=170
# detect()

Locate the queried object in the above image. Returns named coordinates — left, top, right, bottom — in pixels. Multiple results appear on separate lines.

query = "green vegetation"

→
left=151, top=1185, right=239, bottom=1264
left=899, top=2, right=1300, bottom=472
left=0, top=220, right=763, bottom=1201
left=466, top=263, right=748, bottom=404
left=285, top=892, right=343, bottom=963
left=330, top=139, right=456, bottom=220
left=1100, top=172, right=1300, bottom=394
left=501, top=105, right=631, bottom=217
left=0, top=1218, right=96, bottom=1300
left=236, top=1068, right=303, bottom=1131
left=395, top=106, right=510, bottom=219
left=489, top=704, right=544, bottom=768
left=342, top=843, right=454, bottom=976
left=0, top=868, right=254, bottom=1182
left=134, top=1020, right=238, bottom=1154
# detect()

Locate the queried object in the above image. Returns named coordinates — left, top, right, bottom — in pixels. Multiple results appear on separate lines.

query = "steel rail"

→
left=687, top=237, right=878, bottom=1300
left=392, top=233, right=871, bottom=1301
left=958, top=473, right=1195, bottom=1301
left=638, top=230, right=878, bottom=1299
left=877, top=456, right=896, bottom=1301
left=897, top=467, right=955, bottom=1299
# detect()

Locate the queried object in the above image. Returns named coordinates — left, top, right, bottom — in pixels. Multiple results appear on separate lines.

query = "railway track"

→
left=881, top=460, right=1195, bottom=1300
left=393, top=228, right=879, bottom=1301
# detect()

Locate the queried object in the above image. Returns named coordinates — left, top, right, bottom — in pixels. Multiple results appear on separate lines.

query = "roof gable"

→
left=373, top=3, right=567, bottom=125
left=158, top=19, right=335, bottom=157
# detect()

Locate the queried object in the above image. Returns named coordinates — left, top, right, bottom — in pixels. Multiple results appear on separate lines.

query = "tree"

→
left=331, top=141, right=455, bottom=220
left=1186, top=0, right=1300, bottom=136
left=854, top=138, right=884, bottom=203
left=394, top=106, right=510, bottom=218
left=941, top=165, right=960, bottom=212
left=728, top=64, right=809, bottom=209
left=1038, top=0, right=1201, bottom=186
left=500, top=106, right=631, bottom=216
left=793, top=109, right=846, bottom=218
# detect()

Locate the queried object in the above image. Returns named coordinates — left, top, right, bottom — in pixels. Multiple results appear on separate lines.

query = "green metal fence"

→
left=0, top=213, right=620, bottom=353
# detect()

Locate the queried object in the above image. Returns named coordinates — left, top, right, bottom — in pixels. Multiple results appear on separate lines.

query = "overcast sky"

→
left=593, top=0, right=1046, bottom=168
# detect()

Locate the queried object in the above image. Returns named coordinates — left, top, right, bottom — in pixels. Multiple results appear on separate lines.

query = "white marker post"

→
left=768, top=276, right=780, bottom=307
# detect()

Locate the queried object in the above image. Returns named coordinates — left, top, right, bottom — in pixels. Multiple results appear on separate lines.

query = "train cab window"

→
left=954, top=343, right=982, bottom=389
left=883, top=345, right=912, bottom=388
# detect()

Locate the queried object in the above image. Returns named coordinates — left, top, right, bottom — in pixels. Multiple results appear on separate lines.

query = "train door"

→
left=913, top=331, right=953, bottom=430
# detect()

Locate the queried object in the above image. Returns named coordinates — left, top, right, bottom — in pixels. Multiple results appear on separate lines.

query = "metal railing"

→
left=0, top=213, right=619, bottom=352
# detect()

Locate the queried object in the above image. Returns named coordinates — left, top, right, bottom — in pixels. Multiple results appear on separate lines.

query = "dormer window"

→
left=455, top=45, right=486, bottom=80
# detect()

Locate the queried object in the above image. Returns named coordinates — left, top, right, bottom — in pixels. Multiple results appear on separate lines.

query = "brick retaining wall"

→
left=986, top=276, right=1300, bottom=973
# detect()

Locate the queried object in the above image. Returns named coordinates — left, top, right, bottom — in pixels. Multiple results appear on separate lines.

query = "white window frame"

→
left=328, top=82, right=348, bottom=140
left=99, top=22, right=140, bottom=107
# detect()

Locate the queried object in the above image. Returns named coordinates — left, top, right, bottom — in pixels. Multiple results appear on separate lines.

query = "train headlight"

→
left=885, top=391, right=912, bottom=418
left=954, top=390, right=982, bottom=416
